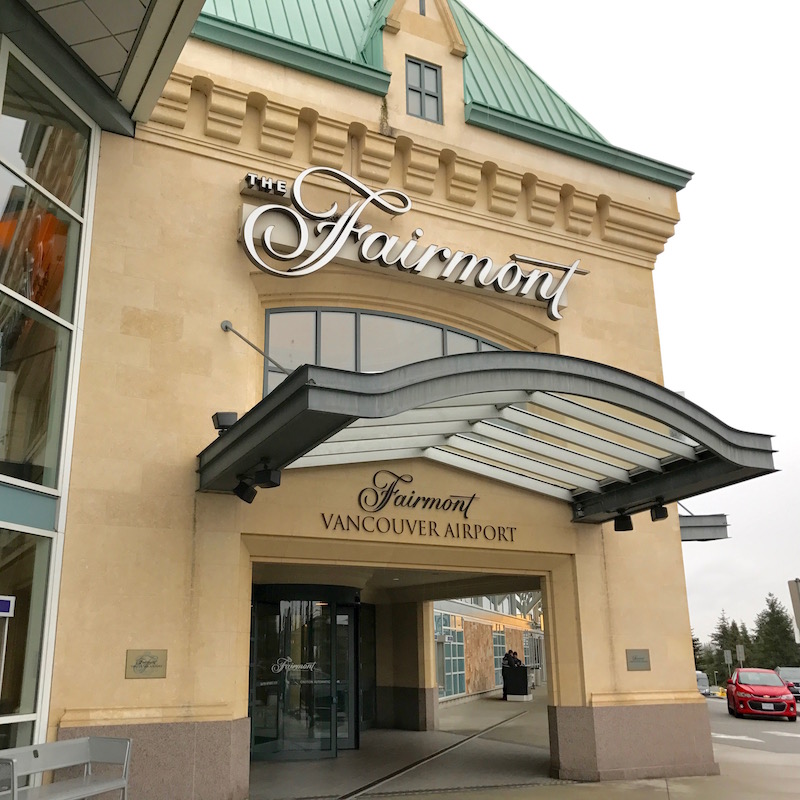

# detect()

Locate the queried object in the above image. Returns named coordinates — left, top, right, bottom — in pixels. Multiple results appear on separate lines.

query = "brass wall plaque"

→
left=125, top=649, right=167, bottom=679
left=625, top=649, right=651, bottom=671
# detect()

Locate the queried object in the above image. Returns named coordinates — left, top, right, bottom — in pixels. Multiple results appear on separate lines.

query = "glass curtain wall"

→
left=0, top=39, right=95, bottom=747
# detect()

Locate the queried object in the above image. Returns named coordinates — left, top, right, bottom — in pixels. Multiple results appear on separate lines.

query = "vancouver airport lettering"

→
left=321, top=470, right=516, bottom=543
left=241, top=168, right=585, bottom=320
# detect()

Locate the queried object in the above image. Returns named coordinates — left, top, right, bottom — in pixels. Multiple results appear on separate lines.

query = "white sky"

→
left=461, top=0, right=800, bottom=642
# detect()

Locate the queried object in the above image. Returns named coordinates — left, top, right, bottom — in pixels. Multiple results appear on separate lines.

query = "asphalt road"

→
left=707, top=695, right=800, bottom=754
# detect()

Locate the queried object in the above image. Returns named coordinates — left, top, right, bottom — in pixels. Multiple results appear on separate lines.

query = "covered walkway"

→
left=249, top=692, right=563, bottom=800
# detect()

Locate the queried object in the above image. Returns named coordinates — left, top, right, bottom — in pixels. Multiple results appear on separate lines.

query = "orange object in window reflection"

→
left=0, top=208, right=66, bottom=314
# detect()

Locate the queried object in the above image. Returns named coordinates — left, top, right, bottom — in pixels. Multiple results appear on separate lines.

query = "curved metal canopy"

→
left=197, top=352, right=775, bottom=523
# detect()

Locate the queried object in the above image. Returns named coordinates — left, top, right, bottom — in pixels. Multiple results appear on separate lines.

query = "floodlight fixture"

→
left=233, top=478, right=257, bottom=503
left=650, top=503, right=669, bottom=522
left=614, top=513, right=633, bottom=532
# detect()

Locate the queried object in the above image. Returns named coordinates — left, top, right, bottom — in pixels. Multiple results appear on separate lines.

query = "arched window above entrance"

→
left=264, top=308, right=506, bottom=395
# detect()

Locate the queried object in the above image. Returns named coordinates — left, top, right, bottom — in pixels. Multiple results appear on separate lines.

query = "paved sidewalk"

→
left=250, top=693, right=800, bottom=800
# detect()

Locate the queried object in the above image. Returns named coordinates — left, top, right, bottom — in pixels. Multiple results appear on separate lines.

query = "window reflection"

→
left=268, top=311, right=315, bottom=372
left=446, top=331, right=479, bottom=355
left=320, top=312, right=355, bottom=370
left=0, top=294, right=70, bottom=487
left=360, top=314, right=442, bottom=372
left=0, top=164, right=80, bottom=321
left=264, top=309, right=507, bottom=394
left=0, top=55, right=89, bottom=214
left=0, top=530, right=51, bottom=720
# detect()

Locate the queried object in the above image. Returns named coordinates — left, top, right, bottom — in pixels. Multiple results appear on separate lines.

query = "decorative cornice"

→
left=144, top=69, right=682, bottom=261
left=524, top=176, right=561, bottom=227
left=465, top=102, right=693, bottom=190
left=192, top=15, right=391, bottom=97
left=485, top=165, right=522, bottom=216
left=259, top=100, right=301, bottom=158
left=563, top=187, right=597, bottom=237
left=203, top=83, right=248, bottom=144
left=149, top=72, right=192, bottom=129
left=599, top=198, right=677, bottom=256
left=443, top=153, right=482, bottom=206
left=310, top=116, right=349, bottom=168
left=400, top=141, right=440, bottom=195
left=356, top=129, right=395, bottom=183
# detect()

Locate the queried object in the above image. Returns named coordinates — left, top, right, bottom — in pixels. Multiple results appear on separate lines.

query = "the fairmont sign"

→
left=320, top=470, right=517, bottom=545
left=240, top=167, right=586, bottom=320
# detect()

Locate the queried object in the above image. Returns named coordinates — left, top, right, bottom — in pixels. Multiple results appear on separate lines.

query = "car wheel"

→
left=727, top=700, right=734, bottom=717
left=790, top=715, right=797, bottom=722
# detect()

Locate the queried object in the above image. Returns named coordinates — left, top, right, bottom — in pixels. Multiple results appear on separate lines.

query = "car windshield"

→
left=778, top=668, right=800, bottom=681
left=738, top=671, right=784, bottom=687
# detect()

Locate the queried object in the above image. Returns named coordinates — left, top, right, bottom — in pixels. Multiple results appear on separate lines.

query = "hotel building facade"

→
left=0, top=1, right=775, bottom=798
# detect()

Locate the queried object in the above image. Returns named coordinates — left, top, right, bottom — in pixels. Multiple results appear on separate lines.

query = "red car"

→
left=727, top=668, right=797, bottom=721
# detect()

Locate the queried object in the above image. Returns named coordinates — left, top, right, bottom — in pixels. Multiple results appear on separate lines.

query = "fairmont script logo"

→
left=271, top=657, right=316, bottom=673
left=358, top=470, right=477, bottom=519
left=241, top=167, right=586, bottom=320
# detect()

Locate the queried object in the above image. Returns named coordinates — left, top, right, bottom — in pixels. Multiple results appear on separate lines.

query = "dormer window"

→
left=406, top=56, right=442, bottom=123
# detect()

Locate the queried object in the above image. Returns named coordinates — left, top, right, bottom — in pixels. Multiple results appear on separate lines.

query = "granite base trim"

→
left=58, top=717, right=250, bottom=800
left=376, top=686, right=438, bottom=730
left=548, top=702, right=719, bottom=781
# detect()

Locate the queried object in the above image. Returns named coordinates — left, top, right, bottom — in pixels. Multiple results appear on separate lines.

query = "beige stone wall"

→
left=505, top=627, right=525, bottom=660
left=463, top=620, right=493, bottom=695
left=49, top=2, right=700, bottom=748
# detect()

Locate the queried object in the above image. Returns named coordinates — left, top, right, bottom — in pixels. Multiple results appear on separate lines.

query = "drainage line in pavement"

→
left=336, top=710, right=530, bottom=800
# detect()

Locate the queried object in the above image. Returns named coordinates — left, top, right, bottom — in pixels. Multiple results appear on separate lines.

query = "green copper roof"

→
left=449, top=0, right=606, bottom=144
left=193, top=1, right=691, bottom=188
left=200, top=0, right=384, bottom=64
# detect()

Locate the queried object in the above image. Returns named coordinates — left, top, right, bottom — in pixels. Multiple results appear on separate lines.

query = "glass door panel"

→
left=250, top=599, right=335, bottom=759
left=335, top=609, right=356, bottom=749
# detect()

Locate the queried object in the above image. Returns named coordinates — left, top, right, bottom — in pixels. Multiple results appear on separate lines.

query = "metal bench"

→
left=0, top=737, right=130, bottom=800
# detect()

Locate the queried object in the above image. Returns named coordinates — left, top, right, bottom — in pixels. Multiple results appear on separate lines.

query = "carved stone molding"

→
left=443, top=154, right=481, bottom=206
left=310, top=116, right=349, bottom=168
left=259, top=101, right=300, bottom=158
left=486, top=166, right=522, bottom=216
left=204, top=83, right=248, bottom=143
left=149, top=72, right=192, bottom=129
left=433, top=0, right=467, bottom=57
left=400, top=141, right=439, bottom=195
left=525, top=176, right=561, bottom=227
left=563, top=188, right=597, bottom=236
left=356, top=129, right=395, bottom=184
left=599, top=199, right=677, bottom=256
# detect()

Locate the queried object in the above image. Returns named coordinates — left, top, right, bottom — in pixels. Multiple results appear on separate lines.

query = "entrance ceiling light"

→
left=233, top=478, right=257, bottom=503
left=614, top=513, right=634, bottom=532
left=650, top=503, right=669, bottom=522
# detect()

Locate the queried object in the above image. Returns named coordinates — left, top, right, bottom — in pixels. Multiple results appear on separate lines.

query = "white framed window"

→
left=0, top=35, right=99, bottom=751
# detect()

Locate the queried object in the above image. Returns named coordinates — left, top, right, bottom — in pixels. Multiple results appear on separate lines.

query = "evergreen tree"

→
left=691, top=629, right=703, bottom=670
left=751, top=594, right=800, bottom=668
left=709, top=610, right=734, bottom=679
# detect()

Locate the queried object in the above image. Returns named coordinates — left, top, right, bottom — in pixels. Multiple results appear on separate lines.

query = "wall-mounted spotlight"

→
left=650, top=503, right=669, bottom=522
left=212, top=411, right=238, bottom=434
left=253, top=466, right=281, bottom=489
left=614, top=513, right=633, bottom=532
left=233, top=478, right=257, bottom=504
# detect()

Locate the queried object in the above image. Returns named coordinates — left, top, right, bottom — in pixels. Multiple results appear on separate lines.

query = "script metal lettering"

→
left=241, top=167, right=584, bottom=320
left=358, top=469, right=477, bottom=519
